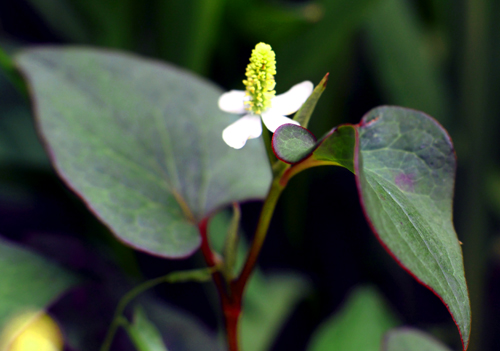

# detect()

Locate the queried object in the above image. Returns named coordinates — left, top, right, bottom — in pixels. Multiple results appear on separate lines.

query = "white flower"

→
left=219, top=81, right=314, bottom=149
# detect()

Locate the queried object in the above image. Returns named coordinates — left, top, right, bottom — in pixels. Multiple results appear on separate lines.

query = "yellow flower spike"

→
left=243, top=42, right=277, bottom=115
left=218, top=42, right=313, bottom=149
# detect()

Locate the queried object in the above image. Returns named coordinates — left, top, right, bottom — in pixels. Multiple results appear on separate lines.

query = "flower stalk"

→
left=203, top=42, right=316, bottom=351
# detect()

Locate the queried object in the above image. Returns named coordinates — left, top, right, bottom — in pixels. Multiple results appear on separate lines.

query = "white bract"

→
left=219, top=81, right=314, bottom=149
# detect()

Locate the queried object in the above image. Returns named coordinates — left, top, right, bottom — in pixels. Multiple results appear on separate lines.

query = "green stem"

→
left=235, top=174, right=286, bottom=293
left=459, top=0, right=490, bottom=350
left=185, top=0, right=225, bottom=75
left=235, top=160, right=304, bottom=293
left=100, top=267, right=214, bottom=351
left=223, top=203, right=242, bottom=281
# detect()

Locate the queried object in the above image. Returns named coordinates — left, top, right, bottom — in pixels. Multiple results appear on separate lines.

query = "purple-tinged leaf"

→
left=355, top=106, right=470, bottom=349
left=276, top=105, right=469, bottom=349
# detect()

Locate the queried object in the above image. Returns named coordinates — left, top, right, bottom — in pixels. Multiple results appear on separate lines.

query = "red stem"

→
left=198, top=218, right=242, bottom=351
left=224, top=290, right=242, bottom=351
left=199, top=164, right=290, bottom=351
left=198, top=218, right=218, bottom=267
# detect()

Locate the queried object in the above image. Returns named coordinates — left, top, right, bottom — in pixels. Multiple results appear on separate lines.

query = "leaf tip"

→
left=322, top=72, right=329, bottom=88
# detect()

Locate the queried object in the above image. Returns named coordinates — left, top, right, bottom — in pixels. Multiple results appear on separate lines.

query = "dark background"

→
left=0, top=0, right=499, bottom=350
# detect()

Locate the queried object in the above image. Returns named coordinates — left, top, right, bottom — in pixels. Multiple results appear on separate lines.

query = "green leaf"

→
left=293, top=73, right=329, bottom=129
left=355, top=106, right=470, bottom=349
left=140, top=300, right=221, bottom=351
left=126, top=307, right=169, bottom=351
left=272, top=124, right=316, bottom=164
left=277, top=124, right=356, bottom=184
left=222, top=203, right=241, bottom=280
left=364, top=0, right=450, bottom=124
left=208, top=210, right=246, bottom=274
left=382, top=328, right=452, bottom=351
left=241, top=273, right=309, bottom=351
left=312, top=124, right=356, bottom=172
left=279, top=106, right=469, bottom=349
left=0, top=238, right=78, bottom=330
left=15, top=47, right=271, bottom=258
left=307, top=287, right=398, bottom=351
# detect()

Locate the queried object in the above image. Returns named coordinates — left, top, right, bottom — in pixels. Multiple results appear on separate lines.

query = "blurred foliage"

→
left=382, top=328, right=453, bottom=351
left=0, top=0, right=499, bottom=350
left=307, top=287, right=398, bottom=351
left=365, top=0, right=450, bottom=124
left=126, top=306, right=170, bottom=351
left=0, top=238, right=78, bottom=330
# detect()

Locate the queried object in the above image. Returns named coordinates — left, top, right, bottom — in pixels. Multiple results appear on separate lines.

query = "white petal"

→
left=270, top=81, right=314, bottom=116
left=261, top=111, right=300, bottom=133
left=222, top=115, right=262, bottom=149
left=218, top=90, right=247, bottom=114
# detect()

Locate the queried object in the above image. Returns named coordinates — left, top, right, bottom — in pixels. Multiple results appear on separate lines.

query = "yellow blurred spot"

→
left=1, top=311, right=63, bottom=351
left=302, top=3, right=324, bottom=23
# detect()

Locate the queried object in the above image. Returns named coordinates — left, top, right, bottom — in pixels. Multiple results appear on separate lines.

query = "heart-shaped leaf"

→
left=382, top=328, right=452, bottom=351
left=275, top=106, right=469, bottom=349
left=15, top=47, right=271, bottom=258
left=0, top=238, right=78, bottom=330
left=355, top=106, right=470, bottom=349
